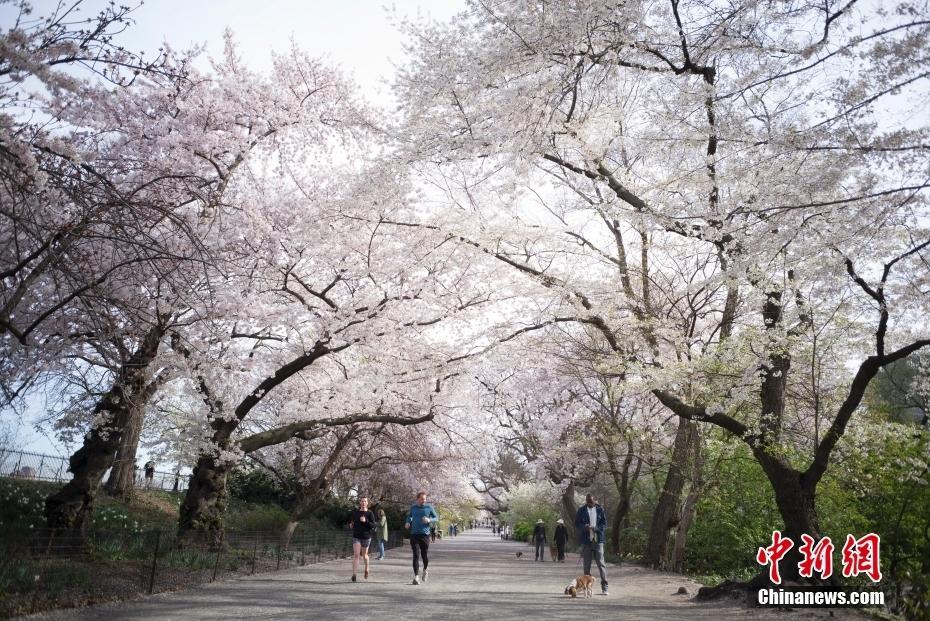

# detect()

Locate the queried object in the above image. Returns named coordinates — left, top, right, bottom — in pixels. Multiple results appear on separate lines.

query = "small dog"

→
left=515, top=551, right=523, bottom=558
left=550, top=543, right=558, bottom=561
left=564, top=575, right=596, bottom=598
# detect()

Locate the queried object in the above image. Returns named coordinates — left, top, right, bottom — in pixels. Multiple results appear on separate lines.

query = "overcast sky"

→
left=5, top=0, right=466, bottom=101
left=0, top=0, right=468, bottom=457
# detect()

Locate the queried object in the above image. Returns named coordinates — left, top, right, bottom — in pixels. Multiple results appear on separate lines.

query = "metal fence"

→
left=0, top=447, right=188, bottom=492
left=0, top=525, right=405, bottom=617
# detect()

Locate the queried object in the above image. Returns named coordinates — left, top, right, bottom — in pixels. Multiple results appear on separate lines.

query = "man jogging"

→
left=574, top=493, right=608, bottom=595
left=404, top=490, right=439, bottom=585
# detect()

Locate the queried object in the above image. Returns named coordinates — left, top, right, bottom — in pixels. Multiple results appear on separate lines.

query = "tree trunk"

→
left=104, top=404, right=145, bottom=499
left=609, top=496, right=630, bottom=556
left=276, top=429, right=354, bottom=549
left=560, top=481, right=578, bottom=544
left=44, top=322, right=165, bottom=534
left=669, top=487, right=700, bottom=572
left=643, top=417, right=695, bottom=568
left=608, top=448, right=642, bottom=556
left=281, top=520, right=300, bottom=548
left=175, top=340, right=343, bottom=542
left=757, top=453, right=820, bottom=582
left=177, top=452, right=233, bottom=546
left=281, top=490, right=321, bottom=549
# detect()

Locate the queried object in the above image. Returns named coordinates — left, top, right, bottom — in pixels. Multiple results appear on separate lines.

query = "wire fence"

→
left=0, top=525, right=406, bottom=617
left=0, top=447, right=188, bottom=492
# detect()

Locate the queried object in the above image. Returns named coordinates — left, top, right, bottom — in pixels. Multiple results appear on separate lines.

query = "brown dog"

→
left=564, top=574, right=596, bottom=598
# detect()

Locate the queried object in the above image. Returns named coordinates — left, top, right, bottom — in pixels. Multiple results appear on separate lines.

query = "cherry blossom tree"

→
left=165, top=152, right=509, bottom=541
left=395, top=0, right=930, bottom=584
left=1, top=11, right=372, bottom=532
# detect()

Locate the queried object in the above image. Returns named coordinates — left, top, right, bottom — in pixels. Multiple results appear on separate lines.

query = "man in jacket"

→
left=574, top=493, right=608, bottom=595
left=404, top=490, right=439, bottom=585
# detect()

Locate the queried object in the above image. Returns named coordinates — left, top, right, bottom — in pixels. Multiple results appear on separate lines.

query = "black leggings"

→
left=410, top=534, right=430, bottom=574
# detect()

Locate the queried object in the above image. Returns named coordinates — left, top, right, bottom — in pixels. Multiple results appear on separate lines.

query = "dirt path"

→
left=28, top=528, right=870, bottom=620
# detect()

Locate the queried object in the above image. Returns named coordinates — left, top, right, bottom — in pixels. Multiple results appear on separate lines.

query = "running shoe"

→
left=422, top=569, right=429, bottom=582
left=412, top=575, right=420, bottom=585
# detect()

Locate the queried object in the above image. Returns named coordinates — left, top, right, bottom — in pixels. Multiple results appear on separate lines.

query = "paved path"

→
left=31, top=528, right=860, bottom=620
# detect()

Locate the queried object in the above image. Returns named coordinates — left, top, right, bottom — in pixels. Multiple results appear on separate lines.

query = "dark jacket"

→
left=554, top=524, right=569, bottom=545
left=574, top=503, right=607, bottom=545
left=349, top=509, right=377, bottom=539
left=532, top=523, right=547, bottom=542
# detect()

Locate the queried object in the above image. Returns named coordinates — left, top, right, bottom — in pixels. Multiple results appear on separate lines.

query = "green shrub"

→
left=227, top=467, right=294, bottom=507
left=498, top=482, right=560, bottom=542
left=685, top=440, right=781, bottom=578
left=226, top=503, right=291, bottom=532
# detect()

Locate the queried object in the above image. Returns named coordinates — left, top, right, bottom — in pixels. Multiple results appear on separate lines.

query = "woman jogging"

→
left=348, top=496, right=377, bottom=582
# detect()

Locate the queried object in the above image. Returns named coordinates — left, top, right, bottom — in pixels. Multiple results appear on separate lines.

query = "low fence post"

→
left=276, top=544, right=281, bottom=570
left=148, top=530, right=161, bottom=594
left=250, top=537, right=258, bottom=575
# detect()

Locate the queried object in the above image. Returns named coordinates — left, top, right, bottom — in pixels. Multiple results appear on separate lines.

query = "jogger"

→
left=404, top=490, right=439, bottom=585
left=348, top=496, right=376, bottom=582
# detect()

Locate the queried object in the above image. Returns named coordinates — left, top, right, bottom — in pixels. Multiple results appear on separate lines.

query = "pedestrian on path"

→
left=404, top=490, right=439, bottom=585
left=532, top=519, right=547, bottom=561
left=376, top=508, right=388, bottom=560
left=348, top=496, right=377, bottom=582
left=554, top=518, right=568, bottom=562
left=143, top=460, right=155, bottom=487
left=574, top=493, right=608, bottom=595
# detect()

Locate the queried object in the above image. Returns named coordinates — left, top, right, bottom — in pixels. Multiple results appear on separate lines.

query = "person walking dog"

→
left=574, top=493, right=608, bottom=595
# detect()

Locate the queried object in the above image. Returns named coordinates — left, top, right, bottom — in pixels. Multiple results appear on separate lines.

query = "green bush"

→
left=498, top=482, right=560, bottom=542
left=226, top=503, right=292, bottom=532
left=512, top=521, right=532, bottom=542
left=227, top=467, right=294, bottom=507
left=685, top=440, right=781, bottom=578
left=308, top=497, right=356, bottom=530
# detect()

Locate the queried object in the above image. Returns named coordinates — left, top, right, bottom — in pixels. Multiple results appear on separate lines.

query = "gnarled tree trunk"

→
left=177, top=418, right=237, bottom=546
left=644, top=417, right=698, bottom=568
left=44, top=322, right=166, bottom=534
left=669, top=428, right=704, bottom=572
left=104, top=403, right=146, bottom=499
left=757, top=453, right=820, bottom=583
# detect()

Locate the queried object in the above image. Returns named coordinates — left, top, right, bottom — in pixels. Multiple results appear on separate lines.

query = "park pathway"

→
left=30, top=528, right=861, bottom=620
